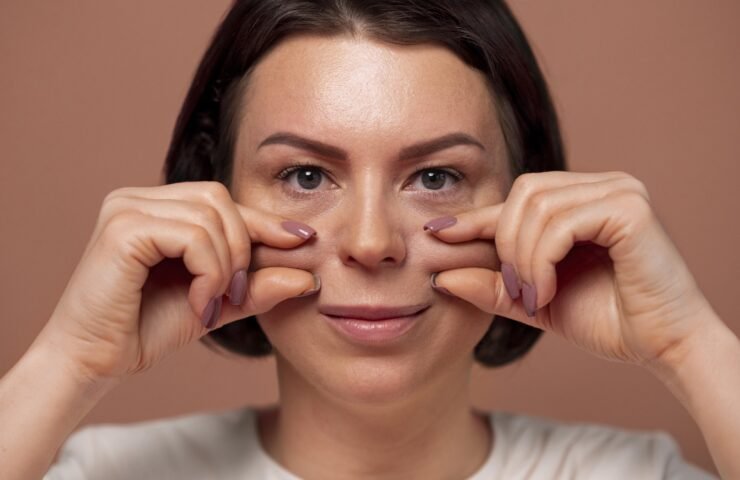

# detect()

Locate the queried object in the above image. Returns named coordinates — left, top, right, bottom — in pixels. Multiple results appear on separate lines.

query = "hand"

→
left=426, top=171, right=719, bottom=370
left=35, top=181, right=319, bottom=384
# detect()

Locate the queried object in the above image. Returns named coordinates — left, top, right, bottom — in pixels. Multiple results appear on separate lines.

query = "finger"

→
left=489, top=171, right=633, bottom=300
left=214, top=267, right=320, bottom=330
left=530, top=189, right=653, bottom=312
left=104, top=196, right=235, bottom=295
left=514, top=175, right=643, bottom=302
left=106, top=182, right=318, bottom=304
left=234, top=203, right=317, bottom=247
left=101, top=212, right=225, bottom=328
left=423, top=203, right=504, bottom=241
left=431, top=268, right=545, bottom=331
left=112, top=181, right=317, bottom=248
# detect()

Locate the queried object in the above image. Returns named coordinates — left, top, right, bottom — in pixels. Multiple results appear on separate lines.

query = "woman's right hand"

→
left=34, top=181, right=319, bottom=385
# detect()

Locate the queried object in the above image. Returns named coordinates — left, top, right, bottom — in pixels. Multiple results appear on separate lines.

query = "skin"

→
left=230, top=34, right=507, bottom=478
left=1, top=31, right=737, bottom=480
left=229, top=33, right=740, bottom=478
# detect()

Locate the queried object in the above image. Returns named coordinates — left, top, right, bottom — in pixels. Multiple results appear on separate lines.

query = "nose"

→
left=336, top=181, right=406, bottom=270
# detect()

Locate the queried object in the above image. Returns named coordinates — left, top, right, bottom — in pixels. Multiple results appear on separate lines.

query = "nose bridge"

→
left=337, top=170, right=406, bottom=269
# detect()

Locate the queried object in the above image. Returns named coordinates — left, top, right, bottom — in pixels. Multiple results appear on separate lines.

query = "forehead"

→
left=236, top=33, right=501, bottom=154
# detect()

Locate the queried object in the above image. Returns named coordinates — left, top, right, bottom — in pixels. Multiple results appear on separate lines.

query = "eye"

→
left=276, top=165, right=326, bottom=190
left=410, top=168, right=462, bottom=191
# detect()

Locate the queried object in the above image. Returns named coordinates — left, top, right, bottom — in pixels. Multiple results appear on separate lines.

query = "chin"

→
left=318, top=354, right=441, bottom=406
left=261, top=301, right=490, bottom=407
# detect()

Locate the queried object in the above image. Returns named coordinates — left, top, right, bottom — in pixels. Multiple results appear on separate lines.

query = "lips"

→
left=320, top=303, right=430, bottom=345
left=319, top=304, right=430, bottom=320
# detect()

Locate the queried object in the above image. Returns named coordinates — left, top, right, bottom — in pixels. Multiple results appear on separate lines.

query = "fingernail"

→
left=202, top=295, right=223, bottom=329
left=228, top=269, right=247, bottom=306
left=522, top=282, right=537, bottom=317
left=501, top=263, right=521, bottom=300
left=430, top=272, right=453, bottom=296
left=295, top=274, right=321, bottom=297
left=281, top=220, right=316, bottom=239
left=423, top=216, right=457, bottom=233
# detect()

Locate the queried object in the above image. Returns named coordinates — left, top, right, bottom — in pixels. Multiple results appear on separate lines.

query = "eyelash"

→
left=274, top=162, right=464, bottom=197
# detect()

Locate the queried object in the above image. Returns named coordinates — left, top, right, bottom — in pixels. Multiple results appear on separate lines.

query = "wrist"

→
left=646, top=304, right=738, bottom=408
left=643, top=307, right=740, bottom=479
left=27, top=331, right=123, bottom=399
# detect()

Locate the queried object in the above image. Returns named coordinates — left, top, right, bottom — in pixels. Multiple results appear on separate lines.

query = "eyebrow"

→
left=256, top=131, right=485, bottom=161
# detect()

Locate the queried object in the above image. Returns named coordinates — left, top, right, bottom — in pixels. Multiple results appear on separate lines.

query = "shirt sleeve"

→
left=588, top=428, right=719, bottom=480
left=43, top=427, right=95, bottom=480
left=652, top=432, right=719, bottom=480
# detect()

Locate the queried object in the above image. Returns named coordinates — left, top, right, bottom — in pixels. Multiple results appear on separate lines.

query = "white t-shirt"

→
left=43, top=406, right=717, bottom=479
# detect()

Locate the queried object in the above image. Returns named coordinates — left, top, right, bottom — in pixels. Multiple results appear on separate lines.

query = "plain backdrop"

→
left=1, top=1, right=738, bottom=476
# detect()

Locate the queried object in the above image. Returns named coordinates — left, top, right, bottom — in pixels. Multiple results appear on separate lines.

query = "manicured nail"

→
left=281, top=220, right=316, bottom=239
left=430, top=272, right=453, bottom=296
left=295, top=274, right=321, bottom=297
left=423, top=216, right=457, bottom=233
left=202, top=295, right=223, bottom=329
left=522, top=282, right=537, bottom=317
left=228, top=269, right=247, bottom=306
left=501, top=263, right=521, bottom=300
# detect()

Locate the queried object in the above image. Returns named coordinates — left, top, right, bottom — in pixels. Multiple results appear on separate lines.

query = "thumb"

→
left=432, top=268, right=542, bottom=330
left=215, top=267, right=319, bottom=329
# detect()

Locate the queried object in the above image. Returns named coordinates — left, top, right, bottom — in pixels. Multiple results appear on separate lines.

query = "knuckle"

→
left=615, top=191, right=654, bottom=233
left=191, top=203, right=222, bottom=230
left=623, top=190, right=652, bottom=215
left=187, top=224, right=212, bottom=247
left=200, top=181, right=230, bottom=204
left=98, top=211, right=138, bottom=251
left=103, top=210, right=137, bottom=237
left=548, top=211, right=572, bottom=240
left=512, top=172, right=537, bottom=197
left=612, top=172, right=651, bottom=199
left=103, top=186, right=131, bottom=204
left=610, top=170, right=632, bottom=180
left=528, top=191, right=550, bottom=218
left=627, top=177, right=651, bottom=201
left=98, top=193, right=128, bottom=225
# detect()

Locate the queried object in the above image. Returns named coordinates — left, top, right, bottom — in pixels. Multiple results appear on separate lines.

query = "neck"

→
left=257, top=355, right=493, bottom=479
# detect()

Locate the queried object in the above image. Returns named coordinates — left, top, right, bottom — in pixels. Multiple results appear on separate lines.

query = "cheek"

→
left=249, top=229, right=500, bottom=275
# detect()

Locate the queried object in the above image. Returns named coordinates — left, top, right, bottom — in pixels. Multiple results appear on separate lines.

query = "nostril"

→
left=344, top=254, right=399, bottom=269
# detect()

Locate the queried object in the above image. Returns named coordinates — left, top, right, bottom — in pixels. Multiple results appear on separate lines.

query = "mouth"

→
left=320, top=303, right=430, bottom=345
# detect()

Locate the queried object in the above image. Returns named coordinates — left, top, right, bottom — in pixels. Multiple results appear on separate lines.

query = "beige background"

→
left=1, top=1, right=738, bottom=475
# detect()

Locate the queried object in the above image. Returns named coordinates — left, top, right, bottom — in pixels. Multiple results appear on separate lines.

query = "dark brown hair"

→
left=163, top=0, right=566, bottom=367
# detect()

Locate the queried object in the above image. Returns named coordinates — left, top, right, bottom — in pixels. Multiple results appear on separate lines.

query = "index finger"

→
left=423, top=203, right=504, bottom=243
left=234, top=203, right=317, bottom=247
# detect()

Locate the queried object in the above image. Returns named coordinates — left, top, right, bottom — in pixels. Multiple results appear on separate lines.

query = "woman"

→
left=0, top=0, right=735, bottom=478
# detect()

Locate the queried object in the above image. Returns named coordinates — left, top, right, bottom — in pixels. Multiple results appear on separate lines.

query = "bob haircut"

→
left=163, top=0, right=566, bottom=367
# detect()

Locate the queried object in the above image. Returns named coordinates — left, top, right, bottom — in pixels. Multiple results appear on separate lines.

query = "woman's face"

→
left=231, top=34, right=510, bottom=404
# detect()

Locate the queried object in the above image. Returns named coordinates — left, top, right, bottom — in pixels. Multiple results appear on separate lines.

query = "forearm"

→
left=648, top=307, right=740, bottom=480
left=0, top=337, right=120, bottom=480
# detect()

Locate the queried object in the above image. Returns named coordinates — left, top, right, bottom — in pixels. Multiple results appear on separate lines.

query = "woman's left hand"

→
left=426, top=170, right=720, bottom=371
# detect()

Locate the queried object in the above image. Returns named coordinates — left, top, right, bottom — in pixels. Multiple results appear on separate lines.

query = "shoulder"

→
left=44, top=406, right=261, bottom=480
left=487, top=410, right=717, bottom=479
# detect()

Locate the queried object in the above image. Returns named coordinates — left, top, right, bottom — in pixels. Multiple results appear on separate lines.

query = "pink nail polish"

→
left=423, top=216, right=457, bottom=232
left=430, top=273, right=453, bottom=295
left=522, top=283, right=537, bottom=317
left=202, top=295, right=223, bottom=329
left=281, top=220, right=316, bottom=239
left=295, top=274, right=321, bottom=298
left=228, top=270, right=247, bottom=306
left=501, top=263, right=521, bottom=300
